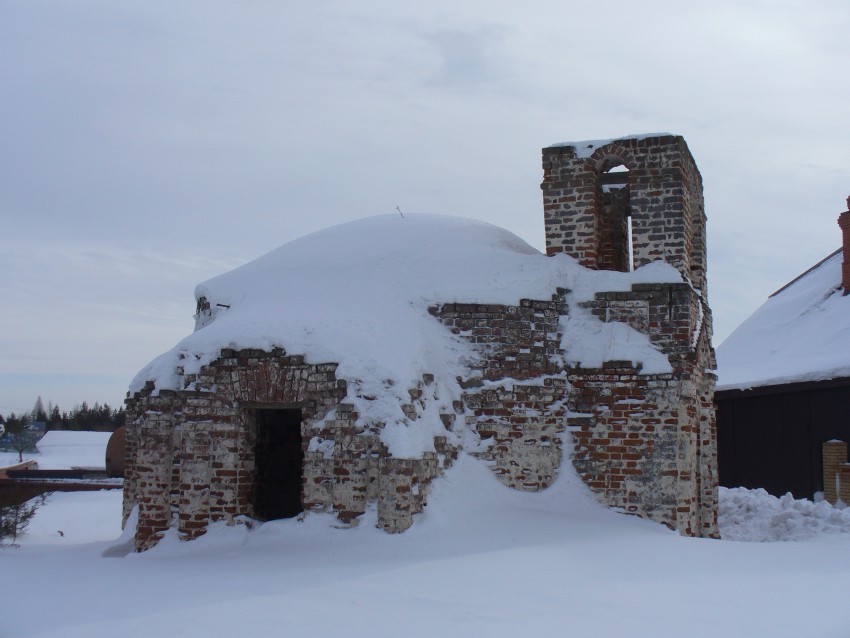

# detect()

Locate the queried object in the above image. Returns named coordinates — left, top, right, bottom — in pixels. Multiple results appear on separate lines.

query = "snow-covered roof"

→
left=549, top=133, right=675, bottom=159
left=34, top=430, right=111, bottom=470
left=716, top=249, right=850, bottom=391
left=131, top=214, right=681, bottom=447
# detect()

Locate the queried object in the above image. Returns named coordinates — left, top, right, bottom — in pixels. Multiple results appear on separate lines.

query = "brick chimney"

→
left=840, top=196, right=850, bottom=295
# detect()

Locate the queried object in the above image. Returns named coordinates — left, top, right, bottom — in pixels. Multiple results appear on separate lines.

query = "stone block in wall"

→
left=469, top=380, right=568, bottom=492
left=377, top=457, right=434, bottom=533
left=331, top=455, right=373, bottom=524
left=303, top=452, right=334, bottom=512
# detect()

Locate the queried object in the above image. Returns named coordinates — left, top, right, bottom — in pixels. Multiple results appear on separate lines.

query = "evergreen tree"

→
left=47, top=406, right=63, bottom=431
left=0, top=496, right=46, bottom=546
left=3, top=398, right=126, bottom=434
left=31, top=396, right=47, bottom=423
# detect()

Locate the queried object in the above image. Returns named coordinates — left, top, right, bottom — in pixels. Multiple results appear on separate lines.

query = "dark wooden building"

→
left=716, top=198, right=850, bottom=501
left=716, top=377, right=850, bottom=499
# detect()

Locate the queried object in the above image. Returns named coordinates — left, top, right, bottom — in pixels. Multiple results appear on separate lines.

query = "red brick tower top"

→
left=541, top=134, right=707, bottom=294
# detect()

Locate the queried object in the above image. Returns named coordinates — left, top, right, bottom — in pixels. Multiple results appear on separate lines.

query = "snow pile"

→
left=560, top=310, right=671, bottom=373
left=719, top=486, right=850, bottom=542
left=130, top=214, right=679, bottom=455
left=717, top=250, right=850, bottom=390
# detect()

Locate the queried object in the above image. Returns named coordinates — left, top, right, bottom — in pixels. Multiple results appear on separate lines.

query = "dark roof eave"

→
left=716, top=375, right=850, bottom=400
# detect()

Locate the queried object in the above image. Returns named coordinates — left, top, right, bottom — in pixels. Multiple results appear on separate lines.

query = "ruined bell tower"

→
left=541, top=134, right=708, bottom=295
left=540, top=133, right=718, bottom=538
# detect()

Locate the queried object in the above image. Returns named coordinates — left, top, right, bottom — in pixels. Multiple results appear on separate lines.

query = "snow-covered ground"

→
left=0, top=430, right=111, bottom=470
left=4, top=456, right=850, bottom=638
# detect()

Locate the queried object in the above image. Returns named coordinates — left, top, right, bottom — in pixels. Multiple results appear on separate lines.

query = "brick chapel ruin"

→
left=124, top=133, right=718, bottom=550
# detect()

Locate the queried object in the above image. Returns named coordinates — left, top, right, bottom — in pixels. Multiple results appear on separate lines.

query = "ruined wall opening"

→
left=596, top=161, right=632, bottom=272
left=252, top=408, right=304, bottom=520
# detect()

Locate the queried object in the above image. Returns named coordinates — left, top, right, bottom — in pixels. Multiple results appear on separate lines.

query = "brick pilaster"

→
left=822, top=440, right=848, bottom=504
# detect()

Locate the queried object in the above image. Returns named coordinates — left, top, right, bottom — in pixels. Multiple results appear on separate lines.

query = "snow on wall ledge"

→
left=549, top=133, right=675, bottom=158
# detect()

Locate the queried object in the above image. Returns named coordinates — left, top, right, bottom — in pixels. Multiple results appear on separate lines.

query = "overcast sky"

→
left=2, top=1, right=848, bottom=416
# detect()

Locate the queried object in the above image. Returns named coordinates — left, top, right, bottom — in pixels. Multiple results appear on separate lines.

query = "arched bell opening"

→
left=594, top=158, right=632, bottom=272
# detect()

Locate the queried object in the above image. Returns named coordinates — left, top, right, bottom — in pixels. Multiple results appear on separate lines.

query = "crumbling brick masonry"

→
left=124, top=133, right=718, bottom=550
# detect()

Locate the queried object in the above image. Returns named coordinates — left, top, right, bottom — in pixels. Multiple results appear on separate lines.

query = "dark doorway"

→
left=253, top=408, right=304, bottom=520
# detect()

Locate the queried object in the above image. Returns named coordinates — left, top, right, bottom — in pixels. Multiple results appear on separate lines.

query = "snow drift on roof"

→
left=716, top=250, right=850, bottom=391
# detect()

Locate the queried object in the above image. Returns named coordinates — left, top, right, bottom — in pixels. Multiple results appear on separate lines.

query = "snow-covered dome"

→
left=131, top=214, right=679, bottom=399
